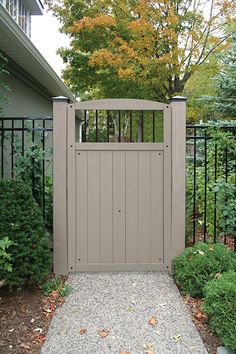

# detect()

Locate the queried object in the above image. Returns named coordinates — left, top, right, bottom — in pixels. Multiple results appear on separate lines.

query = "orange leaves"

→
left=79, top=328, right=87, bottom=335
left=69, top=14, right=116, bottom=33
left=148, top=316, right=158, bottom=326
left=98, top=329, right=110, bottom=338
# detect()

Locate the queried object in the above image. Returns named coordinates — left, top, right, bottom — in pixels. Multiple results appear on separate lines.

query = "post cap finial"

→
left=171, top=96, right=187, bottom=102
left=52, top=96, right=70, bottom=103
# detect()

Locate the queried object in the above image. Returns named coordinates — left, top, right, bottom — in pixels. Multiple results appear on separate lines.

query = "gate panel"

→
left=75, top=146, right=164, bottom=271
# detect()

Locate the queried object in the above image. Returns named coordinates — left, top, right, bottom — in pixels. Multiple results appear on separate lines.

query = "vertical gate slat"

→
left=87, top=151, right=101, bottom=263
left=113, top=151, right=126, bottom=263
left=138, top=151, right=151, bottom=263
left=100, top=151, right=113, bottom=263
left=76, top=151, right=88, bottom=265
left=125, top=151, right=138, bottom=263
left=150, top=151, right=164, bottom=263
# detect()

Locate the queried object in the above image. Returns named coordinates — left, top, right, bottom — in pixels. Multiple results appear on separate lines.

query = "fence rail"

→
left=0, top=117, right=235, bottom=250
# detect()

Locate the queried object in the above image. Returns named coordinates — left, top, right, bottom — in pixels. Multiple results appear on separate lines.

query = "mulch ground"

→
left=182, top=294, right=221, bottom=354
left=0, top=283, right=65, bottom=354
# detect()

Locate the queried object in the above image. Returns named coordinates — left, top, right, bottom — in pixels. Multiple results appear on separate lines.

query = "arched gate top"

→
left=74, top=98, right=169, bottom=111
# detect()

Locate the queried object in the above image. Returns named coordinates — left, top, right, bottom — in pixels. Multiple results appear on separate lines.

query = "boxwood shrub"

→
left=173, top=242, right=236, bottom=297
left=0, top=180, right=52, bottom=288
left=203, top=271, right=236, bottom=351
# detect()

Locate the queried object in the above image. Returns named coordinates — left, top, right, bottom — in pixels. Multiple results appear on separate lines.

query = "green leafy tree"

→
left=183, top=56, right=220, bottom=122
left=214, top=33, right=236, bottom=118
left=46, top=0, right=236, bottom=101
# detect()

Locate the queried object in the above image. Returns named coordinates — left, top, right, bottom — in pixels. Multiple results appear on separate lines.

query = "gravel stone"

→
left=41, top=272, right=208, bottom=354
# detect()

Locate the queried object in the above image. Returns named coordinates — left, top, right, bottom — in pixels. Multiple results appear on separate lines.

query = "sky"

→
left=31, top=6, right=70, bottom=78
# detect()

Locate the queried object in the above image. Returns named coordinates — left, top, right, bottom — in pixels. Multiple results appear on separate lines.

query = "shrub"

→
left=0, top=180, right=52, bottom=289
left=173, top=242, right=236, bottom=297
left=42, top=277, right=71, bottom=297
left=0, top=237, right=14, bottom=278
left=203, top=271, right=236, bottom=351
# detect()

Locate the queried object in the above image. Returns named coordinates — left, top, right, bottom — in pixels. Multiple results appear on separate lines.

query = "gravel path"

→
left=41, top=272, right=207, bottom=354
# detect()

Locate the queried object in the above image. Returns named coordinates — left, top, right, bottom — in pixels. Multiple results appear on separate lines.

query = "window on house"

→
left=2, top=0, right=31, bottom=37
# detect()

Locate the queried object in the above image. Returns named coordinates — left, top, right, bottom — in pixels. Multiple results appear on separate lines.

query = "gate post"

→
left=170, top=96, right=187, bottom=260
left=53, top=96, right=69, bottom=275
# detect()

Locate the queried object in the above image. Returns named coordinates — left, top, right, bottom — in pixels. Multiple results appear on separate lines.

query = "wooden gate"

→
left=53, top=98, right=186, bottom=274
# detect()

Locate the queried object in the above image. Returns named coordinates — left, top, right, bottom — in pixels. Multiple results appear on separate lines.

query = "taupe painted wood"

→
left=75, top=143, right=164, bottom=151
left=138, top=151, right=151, bottom=263
left=76, top=151, right=88, bottom=265
left=113, top=151, right=126, bottom=263
left=87, top=151, right=101, bottom=263
left=100, top=151, right=113, bottom=263
left=53, top=98, right=186, bottom=274
left=171, top=98, right=186, bottom=259
left=67, top=104, right=76, bottom=271
left=125, top=151, right=139, bottom=263
left=163, top=107, right=172, bottom=270
left=75, top=99, right=168, bottom=111
left=74, top=148, right=164, bottom=270
left=150, top=151, right=164, bottom=263
left=53, top=98, right=69, bottom=275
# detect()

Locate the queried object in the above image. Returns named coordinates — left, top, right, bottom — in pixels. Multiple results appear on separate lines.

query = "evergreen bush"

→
left=0, top=180, right=52, bottom=289
left=173, top=242, right=236, bottom=297
left=203, top=271, right=236, bottom=351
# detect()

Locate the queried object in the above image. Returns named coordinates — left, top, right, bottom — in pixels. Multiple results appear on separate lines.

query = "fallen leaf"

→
left=98, top=329, right=109, bottom=338
left=127, top=307, right=134, bottom=312
left=50, top=303, right=55, bottom=311
left=33, top=327, right=43, bottom=334
left=37, top=334, right=46, bottom=343
left=79, top=328, right=87, bottom=335
left=173, top=334, right=182, bottom=342
left=143, top=343, right=154, bottom=350
left=19, top=343, right=31, bottom=350
left=195, top=311, right=206, bottom=320
left=120, top=352, right=130, bottom=354
left=8, top=328, right=14, bottom=332
left=51, top=290, right=59, bottom=298
left=148, top=316, right=158, bottom=326
left=145, top=351, right=155, bottom=354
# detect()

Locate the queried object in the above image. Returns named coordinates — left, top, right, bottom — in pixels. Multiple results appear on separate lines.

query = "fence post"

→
left=170, top=96, right=187, bottom=261
left=53, top=96, right=69, bottom=275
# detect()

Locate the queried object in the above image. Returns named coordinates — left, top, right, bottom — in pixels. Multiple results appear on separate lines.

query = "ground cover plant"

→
left=203, top=271, right=236, bottom=351
left=42, top=277, right=71, bottom=297
left=0, top=180, right=52, bottom=289
left=173, top=242, right=236, bottom=297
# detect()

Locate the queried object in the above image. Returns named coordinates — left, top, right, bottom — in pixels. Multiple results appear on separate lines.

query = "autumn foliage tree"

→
left=46, top=0, right=236, bottom=101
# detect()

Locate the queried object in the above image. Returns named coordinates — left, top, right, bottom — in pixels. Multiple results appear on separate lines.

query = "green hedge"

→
left=173, top=242, right=236, bottom=297
left=203, top=271, right=236, bottom=351
left=0, top=180, right=52, bottom=289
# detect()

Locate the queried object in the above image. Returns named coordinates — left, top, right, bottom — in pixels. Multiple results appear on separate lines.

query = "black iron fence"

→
left=186, top=123, right=236, bottom=250
left=0, top=117, right=235, bottom=250
left=0, top=116, right=53, bottom=227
